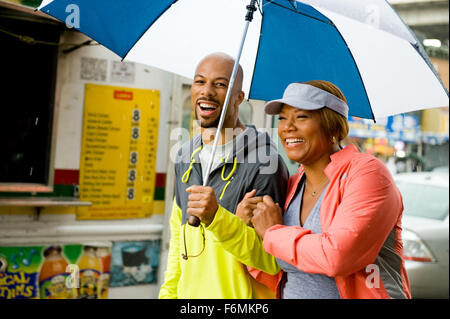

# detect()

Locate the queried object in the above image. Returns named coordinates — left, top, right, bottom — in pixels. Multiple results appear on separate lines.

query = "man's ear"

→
left=235, top=91, right=245, bottom=107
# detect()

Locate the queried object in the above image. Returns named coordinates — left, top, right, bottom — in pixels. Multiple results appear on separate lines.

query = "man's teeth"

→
left=199, top=103, right=217, bottom=110
left=285, top=138, right=304, bottom=144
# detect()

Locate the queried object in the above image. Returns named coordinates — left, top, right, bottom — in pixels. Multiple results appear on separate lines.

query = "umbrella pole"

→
left=188, top=0, right=258, bottom=227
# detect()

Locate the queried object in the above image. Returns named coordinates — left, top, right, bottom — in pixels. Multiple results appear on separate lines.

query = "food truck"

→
left=0, top=1, right=194, bottom=299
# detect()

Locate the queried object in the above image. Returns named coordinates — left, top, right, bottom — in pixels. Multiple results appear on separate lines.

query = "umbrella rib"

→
left=287, top=0, right=297, bottom=11
left=264, top=1, right=334, bottom=26
left=255, top=0, right=263, bottom=15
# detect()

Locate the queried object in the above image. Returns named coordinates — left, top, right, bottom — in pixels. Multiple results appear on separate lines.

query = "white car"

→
left=394, top=171, right=449, bottom=299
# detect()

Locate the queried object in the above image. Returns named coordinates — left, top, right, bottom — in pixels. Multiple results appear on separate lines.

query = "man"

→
left=159, top=52, right=289, bottom=299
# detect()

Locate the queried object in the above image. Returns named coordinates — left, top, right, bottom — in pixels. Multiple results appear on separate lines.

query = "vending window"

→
left=0, top=5, right=61, bottom=193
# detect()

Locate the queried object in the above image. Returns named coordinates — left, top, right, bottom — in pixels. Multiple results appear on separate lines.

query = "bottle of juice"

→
left=77, top=246, right=101, bottom=299
left=39, top=246, right=72, bottom=299
left=96, top=246, right=111, bottom=299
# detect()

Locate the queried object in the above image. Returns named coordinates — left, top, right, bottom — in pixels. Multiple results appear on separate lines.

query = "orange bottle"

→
left=96, top=246, right=111, bottom=299
left=39, top=246, right=72, bottom=299
left=77, top=246, right=101, bottom=299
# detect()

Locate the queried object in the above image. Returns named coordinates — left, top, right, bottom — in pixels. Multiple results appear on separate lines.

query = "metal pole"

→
left=188, top=0, right=258, bottom=227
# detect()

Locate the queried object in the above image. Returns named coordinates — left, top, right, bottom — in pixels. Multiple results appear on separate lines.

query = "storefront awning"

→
left=0, top=0, right=61, bottom=24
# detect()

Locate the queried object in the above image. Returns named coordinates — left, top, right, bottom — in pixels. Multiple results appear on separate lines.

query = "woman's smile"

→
left=284, top=137, right=305, bottom=148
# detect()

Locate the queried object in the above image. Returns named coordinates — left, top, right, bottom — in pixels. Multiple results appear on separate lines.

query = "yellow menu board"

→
left=77, top=84, right=160, bottom=220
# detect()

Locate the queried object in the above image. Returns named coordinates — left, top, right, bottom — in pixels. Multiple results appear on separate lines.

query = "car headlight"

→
left=402, top=229, right=436, bottom=262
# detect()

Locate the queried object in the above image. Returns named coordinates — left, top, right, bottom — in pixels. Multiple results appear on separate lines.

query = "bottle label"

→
left=39, top=273, right=72, bottom=299
left=98, top=272, right=110, bottom=299
left=78, top=269, right=100, bottom=299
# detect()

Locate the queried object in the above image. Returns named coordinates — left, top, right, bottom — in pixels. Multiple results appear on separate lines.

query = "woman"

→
left=238, top=80, right=411, bottom=299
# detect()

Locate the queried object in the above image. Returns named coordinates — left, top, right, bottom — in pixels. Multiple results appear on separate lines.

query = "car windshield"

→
left=396, top=181, right=449, bottom=220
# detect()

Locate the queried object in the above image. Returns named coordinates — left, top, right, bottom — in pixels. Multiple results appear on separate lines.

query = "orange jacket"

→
left=249, top=144, right=411, bottom=299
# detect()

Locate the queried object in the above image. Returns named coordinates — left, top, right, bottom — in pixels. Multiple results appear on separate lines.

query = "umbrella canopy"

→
left=38, top=0, right=449, bottom=120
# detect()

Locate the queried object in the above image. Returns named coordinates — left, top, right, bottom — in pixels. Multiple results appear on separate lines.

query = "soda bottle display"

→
left=77, top=246, right=101, bottom=299
left=38, top=246, right=72, bottom=299
left=96, top=246, right=111, bottom=299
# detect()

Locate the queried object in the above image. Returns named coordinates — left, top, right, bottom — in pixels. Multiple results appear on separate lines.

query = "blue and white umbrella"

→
left=38, top=0, right=448, bottom=226
left=38, top=0, right=448, bottom=120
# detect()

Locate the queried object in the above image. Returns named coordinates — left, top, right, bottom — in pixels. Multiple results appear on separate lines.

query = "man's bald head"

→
left=195, top=52, right=244, bottom=93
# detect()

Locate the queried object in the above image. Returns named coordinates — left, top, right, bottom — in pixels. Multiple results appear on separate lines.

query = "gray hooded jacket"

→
left=174, top=125, right=289, bottom=224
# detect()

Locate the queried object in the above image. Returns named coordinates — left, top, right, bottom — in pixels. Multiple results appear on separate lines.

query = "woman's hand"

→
left=236, top=189, right=263, bottom=226
left=252, top=195, right=283, bottom=238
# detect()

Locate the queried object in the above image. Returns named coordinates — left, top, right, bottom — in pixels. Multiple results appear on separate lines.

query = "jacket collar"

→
left=324, top=144, right=358, bottom=177
left=295, top=144, right=359, bottom=178
left=287, top=144, right=359, bottom=211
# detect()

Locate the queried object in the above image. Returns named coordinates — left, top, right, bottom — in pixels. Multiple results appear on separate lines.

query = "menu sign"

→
left=77, top=84, right=160, bottom=220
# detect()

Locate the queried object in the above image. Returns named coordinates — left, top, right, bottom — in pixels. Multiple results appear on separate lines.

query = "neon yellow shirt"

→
left=158, top=200, right=280, bottom=299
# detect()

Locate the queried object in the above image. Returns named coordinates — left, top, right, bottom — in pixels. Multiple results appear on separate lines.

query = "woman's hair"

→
left=303, top=80, right=349, bottom=147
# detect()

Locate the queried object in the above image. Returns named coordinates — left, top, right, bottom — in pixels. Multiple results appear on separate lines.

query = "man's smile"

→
left=197, top=99, right=220, bottom=116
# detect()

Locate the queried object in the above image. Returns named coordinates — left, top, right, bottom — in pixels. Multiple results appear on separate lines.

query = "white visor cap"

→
left=264, top=83, right=349, bottom=119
